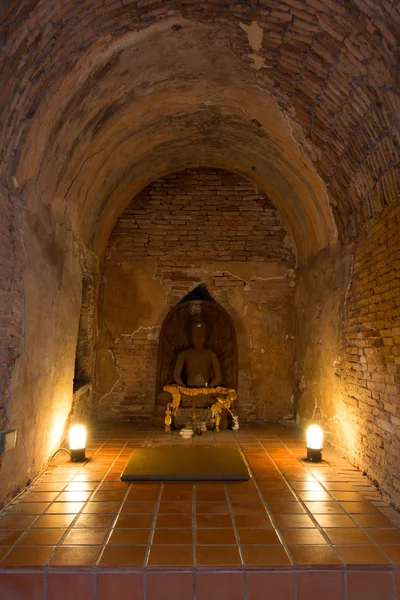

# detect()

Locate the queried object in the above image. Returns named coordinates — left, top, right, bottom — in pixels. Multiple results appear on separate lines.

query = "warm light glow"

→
left=69, top=425, right=86, bottom=450
left=49, top=414, right=67, bottom=452
left=306, top=424, right=323, bottom=450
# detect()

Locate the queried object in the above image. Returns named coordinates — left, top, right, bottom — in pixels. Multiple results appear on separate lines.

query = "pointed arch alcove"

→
left=157, top=288, right=238, bottom=394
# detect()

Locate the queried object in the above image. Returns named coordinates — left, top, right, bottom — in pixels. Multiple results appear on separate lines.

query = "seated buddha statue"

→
left=152, top=319, right=228, bottom=428
left=173, top=321, right=222, bottom=389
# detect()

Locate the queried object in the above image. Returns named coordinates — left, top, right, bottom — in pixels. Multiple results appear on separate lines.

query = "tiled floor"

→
left=0, top=423, right=399, bottom=599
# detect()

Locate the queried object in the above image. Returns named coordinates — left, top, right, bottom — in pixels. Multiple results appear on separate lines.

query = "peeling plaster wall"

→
left=96, top=169, right=296, bottom=422
left=0, top=181, right=82, bottom=505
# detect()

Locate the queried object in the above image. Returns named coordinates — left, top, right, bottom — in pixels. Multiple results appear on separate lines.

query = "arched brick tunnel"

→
left=0, top=1, right=399, bottom=508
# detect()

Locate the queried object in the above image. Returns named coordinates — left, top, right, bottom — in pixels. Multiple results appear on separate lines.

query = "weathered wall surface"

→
left=0, top=183, right=24, bottom=484
left=296, top=201, right=400, bottom=509
left=339, top=201, right=400, bottom=507
left=96, top=169, right=296, bottom=422
left=0, top=182, right=82, bottom=505
left=294, top=246, right=352, bottom=436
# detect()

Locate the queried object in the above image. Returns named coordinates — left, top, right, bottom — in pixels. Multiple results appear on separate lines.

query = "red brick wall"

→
left=97, top=169, right=296, bottom=421
left=340, top=201, right=400, bottom=504
left=108, top=169, right=295, bottom=267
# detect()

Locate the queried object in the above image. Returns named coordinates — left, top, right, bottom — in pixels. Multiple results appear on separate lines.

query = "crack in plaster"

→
left=120, top=325, right=161, bottom=341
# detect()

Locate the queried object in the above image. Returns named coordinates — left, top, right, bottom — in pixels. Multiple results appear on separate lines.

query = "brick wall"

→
left=97, top=169, right=296, bottom=422
left=108, top=169, right=295, bottom=267
left=340, top=201, right=400, bottom=504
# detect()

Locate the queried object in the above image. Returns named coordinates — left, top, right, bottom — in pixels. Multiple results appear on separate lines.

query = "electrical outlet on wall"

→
left=0, top=430, right=17, bottom=453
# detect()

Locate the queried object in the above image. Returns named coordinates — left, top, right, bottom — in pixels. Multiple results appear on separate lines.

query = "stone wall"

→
left=96, top=169, right=296, bottom=422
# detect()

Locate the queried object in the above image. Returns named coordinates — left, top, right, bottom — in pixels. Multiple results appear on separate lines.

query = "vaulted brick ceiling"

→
left=0, top=1, right=398, bottom=260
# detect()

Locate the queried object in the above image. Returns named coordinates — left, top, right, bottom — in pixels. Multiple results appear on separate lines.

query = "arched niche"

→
left=155, top=290, right=238, bottom=405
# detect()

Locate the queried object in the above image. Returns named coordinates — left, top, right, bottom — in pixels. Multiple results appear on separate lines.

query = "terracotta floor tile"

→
left=332, top=491, right=367, bottom=501
left=228, top=491, right=261, bottom=502
left=47, top=573, right=95, bottom=600
left=91, top=491, right=125, bottom=502
left=304, top=501, right=345, bottom=514
left=195, top=490, right=227, bottom=502
left=0, top=529, right=23, bottom=544
left=46, top=502, right=84, bottom=514
left=354, top=514, right=395, bottom=528
left=196, top=528, right=236, bottom=545
left=65, top=482, right=98, bottom=492
left=234, top=513, right=273, bottom=528
left=127, top=489, right=160, bottom=501
left=246, top=572, right=294, bottom=600
left=97, top=573, right=144, bottom=600
left=99, top=545, right=147, bottom=567
left=341, top=502, right=382, bottom=514
left=34, top=483, right=66, bottom=492
left=98, top=482, right=129, bottom=491
left=367, top=529, right=400, bottom=545
left=0, top=547, right=11, bottom=561
left=153, top=528, right=193, bottom=544
left=289, top=545, right=342, bottom=566
left=0, top=573, right=44, bottom=600
left=237, top=528, right=280, bottom=544
left=267, top=502, right=306, bottom=514
left=297, top=572, right=344, bottom=600
left=258, top=482, right=290, bottom=491
left=62, top=528, right=108, bottom=545
left=108, top=528, right=151, bottom=545
left=274, top=514, right=315, bottom=528
left=163, top=483, right=195, bottom=491
left=336, top=544, right=391, bottom=565
left=261, top=491, right=296, bottom=502
left=242, top=544, right=291, bottom=567
left=196, top=545, right=242, bottom=567
left=73, top=513, right=114, bottom=528
left=56, top=491, right=92, bottom=502
left=231, top=502, right=267, bottom=516
left=147, top=572, right=194, bottom=600
left=280, top=528, right=327, bottom=545
left=314, top=514, right=357, bottom=528
left=291, top=482, right=323, bottom=491
left=120, top=501, right=156, bottom=514
left=32, top=514, right=75, bottom=528
left=161, top=490, right=193, bottom=501
left=50, top=545, right=101, bottom=566
left=347, top=571, right=394, bottom=600
left=196, top=572, right=244, bottom=600
left=17, top=528, right=65, bottom=545
left=82, top=501, right=120, bottom=514
left=1, top=544, right=55, bottom=567
left=297, top=491, right=333, bottom=501
left=148, top=545, right=193, bottom=567
left=21, top=492, right=59, bottom=502
left=323, top=527, right=373, bottom=545
left=156, top=514, right=193, bottom=528
left=115, top=514, right=154, bottom=528
left=195, top=514, right=233, bottom=528
left=380, top=545, right=400, bottom=564
left=158, top=502, right=193, bottom=515
left=0, top=515, right=36, bottom=529
left=196, top=501, right=230, bottom=514
left=322, top=482, right=356, bottom=491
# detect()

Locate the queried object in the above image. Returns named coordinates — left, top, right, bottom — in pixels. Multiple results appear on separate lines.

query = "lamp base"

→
left=307, top=448, right=322, bottom=462
left=70, top=448, right=86, bottom=462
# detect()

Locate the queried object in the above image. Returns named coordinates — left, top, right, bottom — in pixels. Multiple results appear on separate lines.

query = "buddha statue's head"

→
left=191, top=320, right=206, bottom=348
